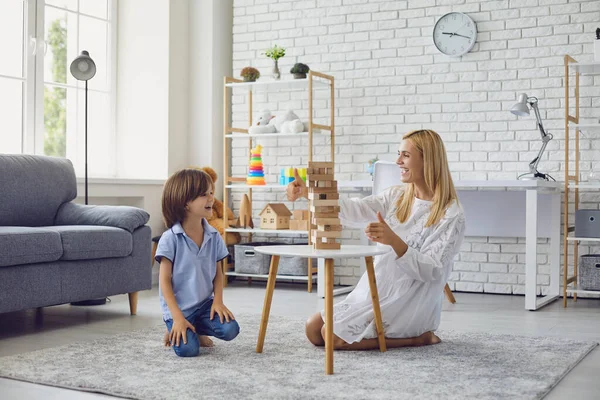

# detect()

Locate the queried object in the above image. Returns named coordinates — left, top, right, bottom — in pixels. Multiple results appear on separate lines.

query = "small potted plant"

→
left=240, top=66, right=260, bottom=82
left=263, top=44, right=286, bottom=80
left=290, top=63, right=310, bottom=79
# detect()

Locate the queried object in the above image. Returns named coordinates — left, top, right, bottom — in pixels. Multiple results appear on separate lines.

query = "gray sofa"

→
left=0, top=154, right=152, bottom=315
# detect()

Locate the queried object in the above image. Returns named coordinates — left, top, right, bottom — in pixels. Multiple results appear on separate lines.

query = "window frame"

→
left=13, top=0, right=117, bottom=177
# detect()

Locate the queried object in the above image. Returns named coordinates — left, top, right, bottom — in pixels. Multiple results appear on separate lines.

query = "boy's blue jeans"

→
left=165, top=299, right=240, bottom=357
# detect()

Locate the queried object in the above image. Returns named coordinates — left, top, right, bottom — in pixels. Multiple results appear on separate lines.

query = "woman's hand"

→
left=169, top=316, right=196, bottom=347
left=365, top=212, right=409, bottom=257
left=286, top=168, right=307, bottom=201
left=210, top=301, right=235, bottom=324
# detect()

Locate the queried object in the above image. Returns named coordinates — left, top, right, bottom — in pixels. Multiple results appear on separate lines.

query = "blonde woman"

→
left=287, top=129, right=466, bottom=350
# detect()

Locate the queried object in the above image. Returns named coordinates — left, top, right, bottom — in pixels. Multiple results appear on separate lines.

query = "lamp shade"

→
left=510, top=93, right=530, bottom=116
left=70, top=50, right=96, bottom=81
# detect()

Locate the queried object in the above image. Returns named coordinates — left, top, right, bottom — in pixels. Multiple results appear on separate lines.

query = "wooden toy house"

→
left=259, top=203, right=292, bottom=230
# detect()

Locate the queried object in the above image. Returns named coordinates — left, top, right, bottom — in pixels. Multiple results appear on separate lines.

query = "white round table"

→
left=254, top=245, right=388, bottom=375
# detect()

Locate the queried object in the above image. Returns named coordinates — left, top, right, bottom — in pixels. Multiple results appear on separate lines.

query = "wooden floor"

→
left=1, top=282, right=599, bottom=399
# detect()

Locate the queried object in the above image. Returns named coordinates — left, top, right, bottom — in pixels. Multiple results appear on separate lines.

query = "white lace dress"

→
left=323, top=186, right=466, bottom=343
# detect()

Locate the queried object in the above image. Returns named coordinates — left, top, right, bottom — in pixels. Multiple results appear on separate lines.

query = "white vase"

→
left=594, top=40, right=600, bottom=63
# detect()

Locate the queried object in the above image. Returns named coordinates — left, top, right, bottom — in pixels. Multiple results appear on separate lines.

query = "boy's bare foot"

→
left=419, top=331, right=441, bottom=346
left=163, top=331, right=214, bottom=347
left=199, top=335, right=214, bottom=347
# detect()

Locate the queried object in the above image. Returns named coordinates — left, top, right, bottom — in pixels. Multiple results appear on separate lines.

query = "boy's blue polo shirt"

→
left=155, top=219, right=229, bottom=321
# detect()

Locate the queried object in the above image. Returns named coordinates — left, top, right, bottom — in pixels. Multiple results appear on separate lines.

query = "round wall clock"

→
left=432, top=12, right=477, bottom=57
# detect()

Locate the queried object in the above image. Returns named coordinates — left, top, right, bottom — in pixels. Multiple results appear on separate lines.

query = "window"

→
left=0, top=0, right=116, bottom=177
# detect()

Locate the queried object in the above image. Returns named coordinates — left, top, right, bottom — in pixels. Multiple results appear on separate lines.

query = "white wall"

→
left=189, top=0, right=233, bottom=198
left=230, top=0, right=600, bottom=293
left=116, top=0, right=169, bottom=180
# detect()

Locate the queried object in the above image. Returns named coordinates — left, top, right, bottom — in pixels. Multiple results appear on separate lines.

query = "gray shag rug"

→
left=0, top=314, right=596, bottom=400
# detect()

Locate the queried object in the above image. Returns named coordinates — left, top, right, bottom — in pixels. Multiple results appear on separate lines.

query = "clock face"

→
left=433, top=12, right=477, bottom=57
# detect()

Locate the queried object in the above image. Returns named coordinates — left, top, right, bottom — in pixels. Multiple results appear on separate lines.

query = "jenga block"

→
left=311, top=199, right=339, bottom=207
left=312, top=212, right=339, bottom=218
left=310, top=206, right=340, bottom=214
left=314, top=242, right=341, bottom=250
left=292, top=210, right=309, bottom=220
left=307, top=162, right=334, bottom=169
left=306, top=174, right=335, bottom=181
left=312, top=230, right=342, bottom=239
left=318, top=225, right=343, bottom=231
left=308, top=192, right=340, bottom=200
left=309, top=187, right=339, bottom=194
left=313, top=218, right=340, bottom=225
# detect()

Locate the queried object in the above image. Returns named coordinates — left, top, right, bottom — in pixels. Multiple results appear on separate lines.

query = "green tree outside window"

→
left=43, top=19, right=67, bottom=157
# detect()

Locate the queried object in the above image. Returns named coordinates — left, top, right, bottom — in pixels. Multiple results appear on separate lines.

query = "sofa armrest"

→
left=55, top=202, right=150, bottom=233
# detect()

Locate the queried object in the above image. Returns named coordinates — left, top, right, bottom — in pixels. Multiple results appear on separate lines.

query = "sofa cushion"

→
left=0, top=154, right=77, bottom=227
left=47, top=226, right=133, bottom=261
left=0, top=227, right=63, bottom=268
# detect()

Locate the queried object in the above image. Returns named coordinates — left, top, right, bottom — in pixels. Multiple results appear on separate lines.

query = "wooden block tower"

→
left=307, top=162, right=341, bottom=250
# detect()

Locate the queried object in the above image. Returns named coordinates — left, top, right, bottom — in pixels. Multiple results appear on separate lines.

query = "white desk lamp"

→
left=510, top=93, right=553, bottom=181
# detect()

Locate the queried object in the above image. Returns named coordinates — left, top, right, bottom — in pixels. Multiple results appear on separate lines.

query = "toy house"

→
left=259, top=203, right=292, bottom=229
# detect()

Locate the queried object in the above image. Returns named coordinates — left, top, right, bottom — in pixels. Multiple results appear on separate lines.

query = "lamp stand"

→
left=71, top=79, right=107, bottom=307
left=518, top=99, right=553, bottom=181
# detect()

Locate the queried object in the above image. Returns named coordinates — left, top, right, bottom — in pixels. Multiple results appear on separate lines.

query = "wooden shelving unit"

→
left=222, top=71, right=335, bottom=292
left=562, top=56, right=600, bottom=306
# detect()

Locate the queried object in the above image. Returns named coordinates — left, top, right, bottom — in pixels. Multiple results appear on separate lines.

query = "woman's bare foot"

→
left=199, top=335, right=214, bottom=347
left=419, top=331, right=441, bottom=345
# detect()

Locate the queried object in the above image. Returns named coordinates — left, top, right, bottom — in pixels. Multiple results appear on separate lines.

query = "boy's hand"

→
left=169, top=316, right=196, bottom=347
left=210, top=301, right=235, bottom=324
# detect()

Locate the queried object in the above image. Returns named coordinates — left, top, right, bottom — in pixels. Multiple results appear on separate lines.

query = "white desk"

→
left=318, top=179, right=562, bottom=311
left=254, top=245, right=388, bottom=375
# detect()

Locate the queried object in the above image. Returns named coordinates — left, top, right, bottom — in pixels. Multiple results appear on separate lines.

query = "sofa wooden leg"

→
left=128, top=292, right=139, bottom=315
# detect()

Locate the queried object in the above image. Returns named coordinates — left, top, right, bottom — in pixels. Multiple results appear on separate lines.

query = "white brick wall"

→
left=231, top=0, right=600, bottom=293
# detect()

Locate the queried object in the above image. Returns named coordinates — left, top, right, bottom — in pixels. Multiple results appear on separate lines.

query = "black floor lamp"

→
left=70, top=50, right=96, bottom=205
left=70, top=51, right=104, bottom=306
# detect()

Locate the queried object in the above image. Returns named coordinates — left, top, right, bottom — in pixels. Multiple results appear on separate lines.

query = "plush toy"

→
left=249, top=110, right=277, bottom=135
left=199, top=166, right=241, bottom=246
left=248, top=109, right=304, bottom=135
left=271, top=110, right=300, bottom=132
left=280, top=119, right=304, bottom=134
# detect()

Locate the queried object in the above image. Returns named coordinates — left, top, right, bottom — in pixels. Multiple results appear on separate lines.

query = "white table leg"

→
left=550, top=192, right=561, bottom=297
left=525, top=189, right=538, bottom=310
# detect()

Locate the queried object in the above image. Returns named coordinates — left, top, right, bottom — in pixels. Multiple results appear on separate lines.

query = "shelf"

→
left=568, top=122, right=600, bottom=131
left=225, top=131, right=327, bottom=139
left=227, top=271, right=316, bottom=281
left=226, top=228, right=308, bottom=235
left=565, top=288, right=600, bottom=295
left=225, top=78, right=330, bottom=91
left=566, top=236, right=600, bottom=243
left=225, top=180, right=373, bottom=190
left=570, top=62, right=600, bottom=75
left=568, top=182, right=600, bottom=189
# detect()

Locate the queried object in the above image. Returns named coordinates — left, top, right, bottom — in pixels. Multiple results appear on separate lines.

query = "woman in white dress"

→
left=286, top=129, right=466, bottom=350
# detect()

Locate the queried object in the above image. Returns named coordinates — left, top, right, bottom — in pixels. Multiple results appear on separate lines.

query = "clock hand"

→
left=453, top=33, right=471, bottom=39
left=442, top=32, right=455, bottom=36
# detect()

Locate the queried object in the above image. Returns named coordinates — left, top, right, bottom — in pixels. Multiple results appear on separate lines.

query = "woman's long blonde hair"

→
left=395, top=129, right=458, bottom=227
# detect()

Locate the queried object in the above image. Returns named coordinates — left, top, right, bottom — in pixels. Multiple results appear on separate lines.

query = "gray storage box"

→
left=233, top=242, right=314, bottom=276
left=580, top=254, right=600, bottom=291
left=234, top=242, right=284, bottom=274
left=575, top=210, right=600, bottom=239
